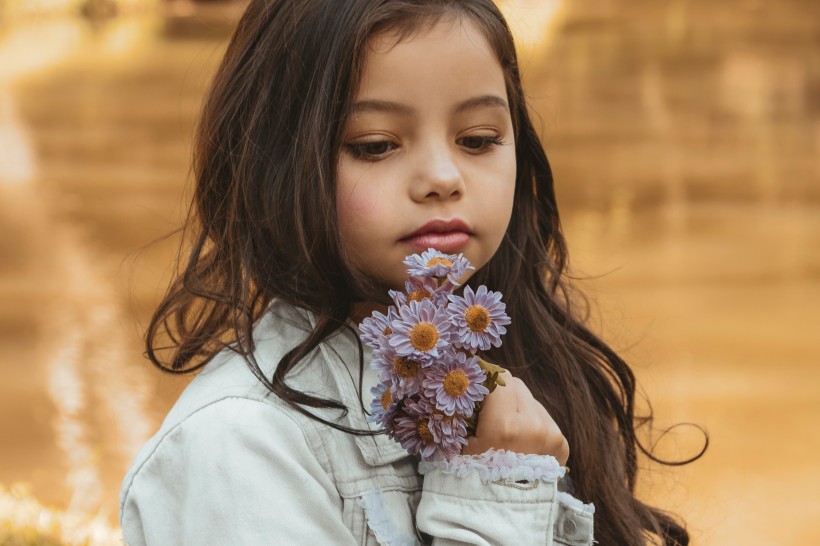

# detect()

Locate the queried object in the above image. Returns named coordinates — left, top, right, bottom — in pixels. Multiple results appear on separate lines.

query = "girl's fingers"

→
left=463, top=371, right=569, bottom=462
left=479, top=374, right=523, bottom=416
left=514, top=376, right=536, bottom=401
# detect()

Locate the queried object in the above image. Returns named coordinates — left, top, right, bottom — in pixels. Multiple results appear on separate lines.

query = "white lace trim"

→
left=418, top=449, right=567, bottom=484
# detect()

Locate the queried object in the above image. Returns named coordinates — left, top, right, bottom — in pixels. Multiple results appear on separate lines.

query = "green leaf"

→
left=478, top=358, right=507, bottom=388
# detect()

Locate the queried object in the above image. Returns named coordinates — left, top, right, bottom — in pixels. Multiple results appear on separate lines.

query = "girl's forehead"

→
left=365, top=16, right=491, bottom=61
left=366, top=14, right=464, bottom=53
left=356, top=18, right=505, bottom=104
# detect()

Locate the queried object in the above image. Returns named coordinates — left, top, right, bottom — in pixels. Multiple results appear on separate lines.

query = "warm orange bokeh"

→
left=1, top=1, right=817, bottom=544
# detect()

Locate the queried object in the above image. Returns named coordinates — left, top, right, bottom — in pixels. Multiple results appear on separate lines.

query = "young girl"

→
left=120, top=1, right=699, bottom=544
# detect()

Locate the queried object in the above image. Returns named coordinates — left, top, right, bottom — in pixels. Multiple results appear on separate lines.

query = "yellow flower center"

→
left=407, top=289, right=431, bottom=303
left=383, top=326, right=392, bottom=336
left=443, top=369, right=470, bottom=397
left=380, top=389, right=393, bottom=410
left=392, top=356, right=420, bottom=378
left=465, top=305, right=491, bottom=332
left=409, top=322, right=439, bottom=352
left=426, top=257, right=453, bottom=268
left=417, top=421, right=434, bottom=443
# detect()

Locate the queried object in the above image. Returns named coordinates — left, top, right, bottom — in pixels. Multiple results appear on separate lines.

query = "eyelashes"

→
left=459, top=135, right=505, bottom=151
left=344, top=135, right=507, bottom=162
left=345, top=140, right=399, bottom=161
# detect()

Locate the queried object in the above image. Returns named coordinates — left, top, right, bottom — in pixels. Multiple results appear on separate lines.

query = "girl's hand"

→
left=462, top=374, right=569, bottom=465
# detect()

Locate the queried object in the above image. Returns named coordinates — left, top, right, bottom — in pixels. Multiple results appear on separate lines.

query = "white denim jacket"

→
left=120, top=301, right=594, bottom=545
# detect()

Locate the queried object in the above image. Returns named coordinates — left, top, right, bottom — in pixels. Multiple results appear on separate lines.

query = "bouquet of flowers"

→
left=360, top=249, right=510, bottom=462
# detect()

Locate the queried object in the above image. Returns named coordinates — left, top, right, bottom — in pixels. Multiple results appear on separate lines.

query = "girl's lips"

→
left=401, top=231, right=470, bottom=252
left=400, top=219, right=472, bottom=252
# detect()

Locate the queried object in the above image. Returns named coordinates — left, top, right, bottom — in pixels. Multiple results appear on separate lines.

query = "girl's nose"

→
left=410, top=145, right=465, bottom=202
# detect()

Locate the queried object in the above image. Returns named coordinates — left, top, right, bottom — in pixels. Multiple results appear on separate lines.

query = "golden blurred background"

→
left=0, top=0, right=817, bottom=544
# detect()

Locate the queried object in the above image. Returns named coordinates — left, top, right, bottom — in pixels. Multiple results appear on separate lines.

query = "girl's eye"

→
left=345, top=140, right=397, bottom=161
left=458, top=135, right=506, bottom=152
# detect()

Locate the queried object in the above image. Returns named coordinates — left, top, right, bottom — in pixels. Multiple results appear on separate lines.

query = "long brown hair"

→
left=146, top=1, right=706, bottom=544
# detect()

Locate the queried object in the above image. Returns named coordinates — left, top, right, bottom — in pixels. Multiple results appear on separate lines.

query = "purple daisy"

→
left=390, top=353, right=425, bottom=398
left=422, top=352, right=489, bottom=417
left=403, top=249, right=473, bottom=284
left=388, top=288, right=407, bottom=307
left=368, top=381, right=399, bottom=428
left=404, top=276, right=451, bottom=306
left=372, top=346, right=426, bottom=398
left=359, top=309, right=395, bottom=352
left=427, top=411, right=469, bottom=453
left=390, top=397, right=432, bottom=454
left=369, top=348, right=393, bottom=382
left=389, top=299, right=451, bottom=360
left=392, top=398, right=461, bottom=461
left=446, top=285, right=511, bottom=351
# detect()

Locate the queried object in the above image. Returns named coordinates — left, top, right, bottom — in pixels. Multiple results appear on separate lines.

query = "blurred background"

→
left=0, top=0, right=817, bottom=544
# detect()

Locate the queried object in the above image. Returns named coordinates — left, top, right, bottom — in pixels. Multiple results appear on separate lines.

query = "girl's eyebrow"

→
left=452, top=95, right=509, bottom=114
left=352, top=95, right=509, bottom=116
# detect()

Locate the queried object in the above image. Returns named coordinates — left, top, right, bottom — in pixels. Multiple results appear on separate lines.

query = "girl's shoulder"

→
left=120, top=300, right=417, bottom=521
left=144, top=300, right=350, bottom=431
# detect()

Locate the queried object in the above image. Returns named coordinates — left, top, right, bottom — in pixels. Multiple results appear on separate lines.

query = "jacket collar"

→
left=300, top=306, right=410, bottom=467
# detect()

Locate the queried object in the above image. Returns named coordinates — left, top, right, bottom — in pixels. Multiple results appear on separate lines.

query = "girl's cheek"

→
left=337, top=186, right=397, bottom=253
left=340, top=190, right=382, bottom=222
left=337, top=160, right=390, bottom=217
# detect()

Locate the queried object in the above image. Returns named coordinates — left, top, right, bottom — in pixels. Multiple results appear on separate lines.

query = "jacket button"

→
left=563, top=517, right=577, bottom=537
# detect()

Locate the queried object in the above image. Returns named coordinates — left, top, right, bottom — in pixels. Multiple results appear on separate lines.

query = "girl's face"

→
left=337, top=17, right=516, bottom=291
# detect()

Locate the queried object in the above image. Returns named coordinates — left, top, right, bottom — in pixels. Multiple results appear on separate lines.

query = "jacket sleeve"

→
left=415, top=450, right=595, bottom=545
left=119, top=397, right=358, bottom=546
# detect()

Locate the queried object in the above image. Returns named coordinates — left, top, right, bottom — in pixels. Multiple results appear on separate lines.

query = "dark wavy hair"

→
left=146, top=1, right=706, bottom=544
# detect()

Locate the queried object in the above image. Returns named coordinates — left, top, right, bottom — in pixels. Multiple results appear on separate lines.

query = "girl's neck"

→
left=351, top=301, right=389, bottom=324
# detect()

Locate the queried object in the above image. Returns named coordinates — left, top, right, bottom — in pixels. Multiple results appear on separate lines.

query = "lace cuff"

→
left=418, top=448, right=567, bottom=484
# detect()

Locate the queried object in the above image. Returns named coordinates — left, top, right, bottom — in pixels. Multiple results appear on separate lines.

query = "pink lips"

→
left=401, top=219, right=472, bottom=253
